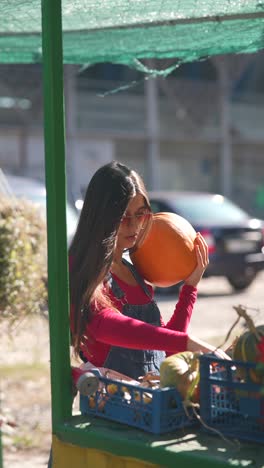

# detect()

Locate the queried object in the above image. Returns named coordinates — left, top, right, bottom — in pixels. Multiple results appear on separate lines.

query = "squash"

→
left=131, top=212, right=197, bottom=287
left=233, top=325, right=264, bottom=384
left=159, top=351, right=200, bottom=402
left=232, top=305, right=264, bottom=384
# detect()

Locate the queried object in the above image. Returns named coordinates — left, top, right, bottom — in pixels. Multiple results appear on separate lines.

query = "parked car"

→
left=149, top=191, right=264, bottom=292
left=3, top=173, right=78, bottom=245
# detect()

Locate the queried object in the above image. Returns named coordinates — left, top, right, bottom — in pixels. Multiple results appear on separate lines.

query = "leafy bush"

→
left=0, top=196, right=47, bottom=322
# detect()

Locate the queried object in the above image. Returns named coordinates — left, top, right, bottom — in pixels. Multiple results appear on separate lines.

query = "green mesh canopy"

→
left=1, top=0, right=264, bottom=66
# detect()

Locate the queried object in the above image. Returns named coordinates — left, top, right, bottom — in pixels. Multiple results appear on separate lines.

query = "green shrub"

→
left=0, top=196, right=47, bottom=322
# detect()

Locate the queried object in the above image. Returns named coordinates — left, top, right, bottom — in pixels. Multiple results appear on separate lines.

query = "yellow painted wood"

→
left=52, top=435, right=158, bottom=468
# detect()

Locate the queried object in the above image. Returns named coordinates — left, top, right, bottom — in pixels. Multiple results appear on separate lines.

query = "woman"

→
left=69, top=161, right=228, bottom=380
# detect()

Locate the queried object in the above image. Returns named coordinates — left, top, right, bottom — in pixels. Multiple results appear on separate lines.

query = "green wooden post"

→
left=41, top=0, right=72, bottom=428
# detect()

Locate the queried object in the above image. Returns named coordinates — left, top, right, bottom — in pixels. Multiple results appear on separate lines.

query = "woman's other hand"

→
left=184, top=232, right=209, bottom=288
left=187, top=335, right=231, bottom=360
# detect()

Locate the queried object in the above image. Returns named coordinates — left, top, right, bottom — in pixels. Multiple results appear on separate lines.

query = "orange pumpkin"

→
left=131, top=212, right=197, bottom=287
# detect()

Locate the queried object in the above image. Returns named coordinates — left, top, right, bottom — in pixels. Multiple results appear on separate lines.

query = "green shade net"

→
left=1, top=0, right=264, bottom=67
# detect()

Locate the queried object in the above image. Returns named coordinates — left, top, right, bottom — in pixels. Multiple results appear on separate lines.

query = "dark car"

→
left=149, top=191, right=264, bottom=292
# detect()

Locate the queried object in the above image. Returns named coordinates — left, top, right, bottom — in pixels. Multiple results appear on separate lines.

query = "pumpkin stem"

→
left=233, top=305, right=262, bottom=341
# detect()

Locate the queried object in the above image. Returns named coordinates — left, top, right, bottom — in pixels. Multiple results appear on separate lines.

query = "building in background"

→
left=0, top=54, right=263, bottom=217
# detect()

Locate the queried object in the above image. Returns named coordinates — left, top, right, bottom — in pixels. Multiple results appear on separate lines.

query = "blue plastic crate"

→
left=79, top=373, right=196, bottom=434
left=199, top=354, right=264, bottom=443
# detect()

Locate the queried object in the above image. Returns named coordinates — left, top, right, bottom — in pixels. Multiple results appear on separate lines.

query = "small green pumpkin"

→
left=232, top=306, right=264, bottom=384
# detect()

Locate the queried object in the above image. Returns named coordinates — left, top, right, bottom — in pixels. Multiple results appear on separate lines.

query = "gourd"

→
left=131, top=212, right=197, bottom=287
left=232, top=305, right=264, bottom=384
left=159, top=351, right=200, bottom=402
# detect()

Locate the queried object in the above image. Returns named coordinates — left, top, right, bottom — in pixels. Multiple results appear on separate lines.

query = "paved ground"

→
left=159, top=272, right=264, bottom=344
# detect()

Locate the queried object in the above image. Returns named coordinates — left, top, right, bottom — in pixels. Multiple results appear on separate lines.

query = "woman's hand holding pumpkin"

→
left=184, top=232, right=209, bottom=288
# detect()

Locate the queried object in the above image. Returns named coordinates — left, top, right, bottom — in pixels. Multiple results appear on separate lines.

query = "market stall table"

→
left=53, top=415, right=264, bottom=467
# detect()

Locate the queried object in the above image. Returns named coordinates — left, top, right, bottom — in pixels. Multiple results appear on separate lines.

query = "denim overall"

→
left=104, top=259, right=166, bottom=380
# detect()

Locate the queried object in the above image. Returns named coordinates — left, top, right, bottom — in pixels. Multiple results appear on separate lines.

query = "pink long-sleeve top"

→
left=74, top=272, right=197, bottom=366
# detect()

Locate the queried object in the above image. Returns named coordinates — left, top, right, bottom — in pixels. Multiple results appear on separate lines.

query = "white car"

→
left=2, top=172, right=78, bottom=245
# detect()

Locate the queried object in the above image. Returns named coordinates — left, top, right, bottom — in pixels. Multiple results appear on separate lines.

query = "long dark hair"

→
left=69, top=161, right=152, bottom=356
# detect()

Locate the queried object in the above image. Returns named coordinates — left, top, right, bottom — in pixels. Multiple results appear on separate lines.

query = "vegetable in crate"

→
left=232, top=305, right=264, bottom=384
left=159, top=351, right=201, bottom=402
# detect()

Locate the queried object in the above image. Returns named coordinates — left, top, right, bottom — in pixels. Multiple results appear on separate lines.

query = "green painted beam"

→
left=41, top=0, right=72, bottom=428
